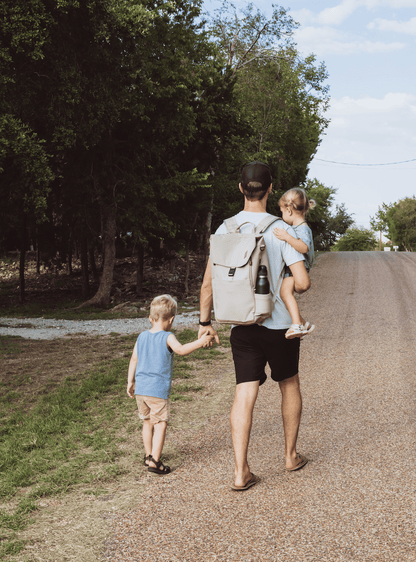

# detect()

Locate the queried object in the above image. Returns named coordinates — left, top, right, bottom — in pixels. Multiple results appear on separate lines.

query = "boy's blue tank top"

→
left=134, top=330, right=174, bottom=400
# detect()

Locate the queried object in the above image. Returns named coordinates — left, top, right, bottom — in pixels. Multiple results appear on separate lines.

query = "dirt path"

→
left=101, top=251, right=416, bottom=562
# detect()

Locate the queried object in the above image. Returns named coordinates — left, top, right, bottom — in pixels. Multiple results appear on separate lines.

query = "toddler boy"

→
left=127, top=294, right=213, bottom=474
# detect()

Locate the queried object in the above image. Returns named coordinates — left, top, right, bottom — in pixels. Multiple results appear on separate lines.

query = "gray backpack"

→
left=210, top=215, right=280, bottom=325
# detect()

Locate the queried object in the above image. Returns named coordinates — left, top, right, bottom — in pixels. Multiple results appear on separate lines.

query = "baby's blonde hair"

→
left=279, top=187, right=316, bottom=216
left=149, top=294, right=177, bottom=321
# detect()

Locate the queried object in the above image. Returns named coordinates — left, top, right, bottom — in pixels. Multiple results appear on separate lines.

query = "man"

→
left=198, top=162, right=311, bottom=491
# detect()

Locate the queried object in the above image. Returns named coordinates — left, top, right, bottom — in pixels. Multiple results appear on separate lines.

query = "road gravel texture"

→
left=100, top=251, right=416, bottom=562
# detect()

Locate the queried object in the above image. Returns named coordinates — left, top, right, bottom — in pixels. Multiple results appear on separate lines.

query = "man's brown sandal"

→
left=143, top=455, right=152, bottom=466
left=147, top=456, right=171, bottom=475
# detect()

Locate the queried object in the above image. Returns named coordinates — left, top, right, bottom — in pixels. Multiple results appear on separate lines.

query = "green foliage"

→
left=207, top=2, right=330, bottom=228
left=302, top=178, right=354, bottom=251
left=370, top=203, right=390, bottom=236
left=385, top=197, right=416, bottom=251
left=332, top=227, right=377, bottom=251
left=371, top=198, right=416, bottom=251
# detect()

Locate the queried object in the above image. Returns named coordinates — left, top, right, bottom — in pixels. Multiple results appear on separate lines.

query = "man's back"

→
left=215, top=211, right=304, bottom=330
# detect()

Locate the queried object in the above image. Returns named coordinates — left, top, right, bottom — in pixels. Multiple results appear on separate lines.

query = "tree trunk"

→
left=184, top=212, right=198, bottom=295
left=78, top=204, right=117, bottom=307
left=184, top=240, right=190, bottom=295
left=201, top=193, right=213, bottom=272
left=36, top=228, right=41, bottom=275
left=89, top=246, right=99, bottom=283
left=80, top=235, right=89, bottom=297
left=19, top=213, right=27, bottom=303
left=136, top=243, right=144, bottom=296
left=67, top=230, right=73, bottom=275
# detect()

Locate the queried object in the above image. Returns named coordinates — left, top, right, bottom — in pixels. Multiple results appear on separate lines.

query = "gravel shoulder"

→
left=0, top=312, right=200, bottom=339
left=101, top=251, right=416, bottom=562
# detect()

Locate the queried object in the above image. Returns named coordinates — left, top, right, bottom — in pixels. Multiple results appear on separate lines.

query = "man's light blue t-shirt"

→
left=215, top=211, right=305, bottom=330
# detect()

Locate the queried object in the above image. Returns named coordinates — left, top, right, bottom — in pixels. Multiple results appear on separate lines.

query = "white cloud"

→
left=292, top=0, right=416, bottom=27
left=319, top=93, right=416, bottom=162
left=308, top=92, right=416, bottom=228
left=317, top=0, right=360, bottom=25
left=368, top=16, right=416, bottom=33
left=294, top=26, right=405, bottom=55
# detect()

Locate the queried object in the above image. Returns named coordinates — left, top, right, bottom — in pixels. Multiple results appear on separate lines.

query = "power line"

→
left=314, top=157, right=416, bottom=167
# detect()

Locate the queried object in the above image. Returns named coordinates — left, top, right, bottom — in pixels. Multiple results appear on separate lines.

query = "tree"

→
left=385, top=197, right=416, bottom=252
left=207, top=2, right=330, bottom=229
left=0, top=115, right=53, bottom=301
left=370, top=203, right=391, bottom=251
left=332, top=227, right=377, bottom=251
left=303, top=179, right=354, bottom=251
left=1, top=0, right=236, bottom=305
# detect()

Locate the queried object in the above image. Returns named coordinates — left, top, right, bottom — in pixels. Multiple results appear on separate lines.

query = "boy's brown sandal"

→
left=147, top=456, right=171, bottom=475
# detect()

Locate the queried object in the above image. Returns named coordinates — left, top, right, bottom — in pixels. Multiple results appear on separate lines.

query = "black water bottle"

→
left=255, top=265, right=270, bottom=294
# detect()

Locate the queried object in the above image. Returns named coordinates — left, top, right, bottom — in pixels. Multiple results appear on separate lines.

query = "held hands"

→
left=198, top=325, right=220, bottom=346
left=273, top=227, right=290, bottom=242
left=200, top=332, right=215, bottom=348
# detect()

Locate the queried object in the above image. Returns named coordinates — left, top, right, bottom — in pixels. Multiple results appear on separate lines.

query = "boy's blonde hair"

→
left=279, top=187, right=316, bottom=216
left=149, top=294, right=177, bottom=321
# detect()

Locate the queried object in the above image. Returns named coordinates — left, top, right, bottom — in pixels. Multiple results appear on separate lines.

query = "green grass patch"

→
left=0, top=327, right=225, bottom=557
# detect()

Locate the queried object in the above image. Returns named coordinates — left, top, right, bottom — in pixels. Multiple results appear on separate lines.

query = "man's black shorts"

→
left=230, top=324, right=300, bottom=385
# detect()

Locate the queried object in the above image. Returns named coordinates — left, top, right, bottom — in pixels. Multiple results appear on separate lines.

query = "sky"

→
left=202, top=0, right=416, bottom=231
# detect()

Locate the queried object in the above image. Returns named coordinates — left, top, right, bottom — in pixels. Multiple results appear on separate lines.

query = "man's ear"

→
left=239, top=183, right=244, bottom=194
left=268, top=183, right=273, bottom=194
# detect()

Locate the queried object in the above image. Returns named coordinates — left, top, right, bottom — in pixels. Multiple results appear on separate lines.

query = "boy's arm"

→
left=127, top=343, right=138, bottom=398
left=274, top=227, right=308, bottom=254
left=167, top=332, right=214, bottom=357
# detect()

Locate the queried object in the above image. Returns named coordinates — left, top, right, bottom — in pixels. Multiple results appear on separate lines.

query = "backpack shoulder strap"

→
left=256, top=215, right=281, bottom=233
left=223, top=217, right=240, bottom=234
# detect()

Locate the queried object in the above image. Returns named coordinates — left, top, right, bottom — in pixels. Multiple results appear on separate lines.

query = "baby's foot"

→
left=302, top=321, right=315, bottom=336
left=285, top=324, right=304, bottom=339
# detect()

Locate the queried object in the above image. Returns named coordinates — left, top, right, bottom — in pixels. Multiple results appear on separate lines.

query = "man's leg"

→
left=278, top=374, right=303, bottom=469
left=230, top=380, right=260, bottom=487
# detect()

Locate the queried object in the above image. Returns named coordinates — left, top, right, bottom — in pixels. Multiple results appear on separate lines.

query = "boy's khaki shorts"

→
left=135, top=395, right=170, bottom=424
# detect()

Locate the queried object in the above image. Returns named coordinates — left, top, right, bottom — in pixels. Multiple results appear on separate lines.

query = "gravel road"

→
left=100, top=251, right=416, bottom=562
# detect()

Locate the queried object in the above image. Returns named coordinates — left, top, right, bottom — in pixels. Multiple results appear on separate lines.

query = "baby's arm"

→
left=273, top=227, right=308, bottom=254
left=167, top=332, right=214, bottom=356
left=127, top=343, right=138, bottom=398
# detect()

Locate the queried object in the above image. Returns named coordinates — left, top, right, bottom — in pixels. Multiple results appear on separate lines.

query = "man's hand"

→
left=198, top=325, right=220, bottom=345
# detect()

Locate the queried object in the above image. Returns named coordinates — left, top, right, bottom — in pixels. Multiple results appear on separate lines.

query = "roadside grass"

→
left=0, top=326, right=230, bottom=560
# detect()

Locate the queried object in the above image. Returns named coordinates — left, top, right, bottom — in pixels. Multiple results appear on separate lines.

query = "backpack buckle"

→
left=228, top=268, right=236, bottom=277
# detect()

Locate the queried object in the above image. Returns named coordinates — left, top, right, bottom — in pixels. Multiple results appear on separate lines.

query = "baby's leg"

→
left=280, top=276, right=304, bottom=326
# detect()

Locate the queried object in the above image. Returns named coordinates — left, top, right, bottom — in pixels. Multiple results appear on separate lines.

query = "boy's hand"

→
left=200, top=332, right=216, bottom=348
left=198, top=325, right=220, bottom=345
left=127, top=382, right=135, bottom=398
left=273, top=227, right=290, bottom=242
